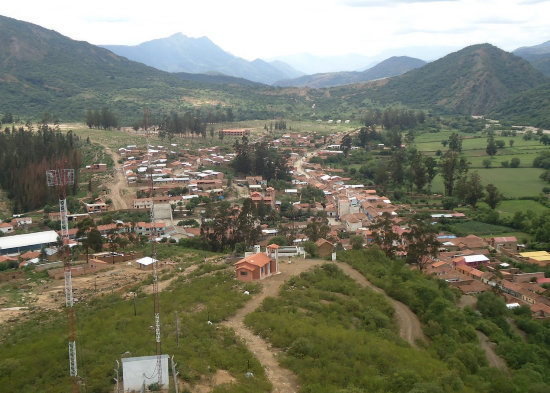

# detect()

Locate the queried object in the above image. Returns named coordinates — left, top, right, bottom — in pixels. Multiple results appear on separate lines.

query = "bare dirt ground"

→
left=98, top=144, right=130, bottom=210
left=457, top=294, right=477, bottom=309
left=476, top=330, right=508, bottom=371
left=223, top=258, right=426, bottom=393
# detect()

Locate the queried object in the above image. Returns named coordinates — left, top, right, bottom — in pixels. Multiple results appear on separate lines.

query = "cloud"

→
left=83, top=16, right=131, bottom=24
left=345, top=0, right=458, bottom=6
left=476, top=17, right=526, bottom=25
left=519, top=0, right=550, bottom=4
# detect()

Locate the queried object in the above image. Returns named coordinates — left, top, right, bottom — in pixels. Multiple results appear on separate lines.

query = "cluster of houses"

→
left=426, top=235, right=550, bottom=317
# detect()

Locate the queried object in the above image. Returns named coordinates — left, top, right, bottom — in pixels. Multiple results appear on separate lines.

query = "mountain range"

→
left=275, top=56, right=427, bottom=88
left=513, top=40, right=550, bottom=77
left=102, top=33, right=304, bottom=85
left=1, top=14, right=550, bottom=127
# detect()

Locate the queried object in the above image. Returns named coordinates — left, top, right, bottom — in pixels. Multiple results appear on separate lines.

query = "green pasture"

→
left=431, top=168, right=546, bottom=198
left=495, top=199, right=550, bottom=218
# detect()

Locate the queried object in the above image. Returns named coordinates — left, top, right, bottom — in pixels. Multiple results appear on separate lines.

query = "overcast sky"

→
left=3, top=0, right=550, bottom=60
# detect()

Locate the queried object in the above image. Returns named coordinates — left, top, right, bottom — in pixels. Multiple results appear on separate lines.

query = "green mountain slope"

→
left=490, top=82, right=550, bottom=128
left=275, top=56, right=426, bottom=88
left=513, top=40, right=550, bottom=77
left=367, top=44, right=548, bottom=115
left=0, top=15, right=325, bottom=122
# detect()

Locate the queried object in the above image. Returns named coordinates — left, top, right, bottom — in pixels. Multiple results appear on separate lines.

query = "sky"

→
left=3, top=0, right=550, bottom=61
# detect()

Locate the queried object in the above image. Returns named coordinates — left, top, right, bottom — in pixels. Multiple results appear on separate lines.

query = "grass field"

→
left=65, top=120, right=356, bottom=152
left=431, top=168, right=547, bottom=198
left=495, top=199, right=550, bottom=218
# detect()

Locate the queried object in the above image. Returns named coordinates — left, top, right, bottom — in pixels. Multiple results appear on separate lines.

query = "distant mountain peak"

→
left=101, top=34, right=302, bottom=84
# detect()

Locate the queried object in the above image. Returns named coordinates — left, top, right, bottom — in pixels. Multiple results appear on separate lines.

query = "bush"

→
left=510, top=157, right=521, bottom=168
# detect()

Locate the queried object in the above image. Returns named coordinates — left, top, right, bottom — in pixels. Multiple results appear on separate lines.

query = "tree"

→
left=404, top=216, right=440, bottom=268
left=234, top=198, right=260, bottom=247
left=350, top=235, right=364, bottom=250
left=304, top=213, right=330, bottom=242
left=455, top=172, right=485, bottom=208
left=540, top=134, right=550, bottom=146
left=448, top=133, right=462, bottom=152
left=486, top=135, right=498, bottom=156
left=484, top=184, right=503, bottom=210
left=439, top=150, right=468, bottom=196
left=340, top=134, right=352, bottom=157
left=424, top=156, right=437, bottom=192
left=410, top=151, right=427, bottom=192
left=482, top=159, right=491, bottom=169
left=509, top=139, right=514, bottom=147
left=370, top=212, right=399, bottom=257
left=86, top=228, right=103, bottom=252
left=510, top=157, right=520, bottom=168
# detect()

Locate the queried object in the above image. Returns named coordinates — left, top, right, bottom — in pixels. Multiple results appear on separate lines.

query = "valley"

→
left=2, top=10, right=550, bottom=393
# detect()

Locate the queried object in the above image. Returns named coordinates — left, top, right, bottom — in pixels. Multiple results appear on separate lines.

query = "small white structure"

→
left=122, top=355, right=169, bottom=392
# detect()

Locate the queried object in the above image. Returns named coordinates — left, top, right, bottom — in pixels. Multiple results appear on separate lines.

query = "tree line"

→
left=85, top=108, right=119, bottom=130
left=0, top=125, right=81, bottom=212
left=231, top=136, right=291, bottom=181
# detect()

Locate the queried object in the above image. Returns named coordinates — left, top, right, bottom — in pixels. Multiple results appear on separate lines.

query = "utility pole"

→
left=46, top=166, right=79, bottom=392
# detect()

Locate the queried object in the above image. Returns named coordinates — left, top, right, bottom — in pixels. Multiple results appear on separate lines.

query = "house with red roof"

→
left=235, top=244, right=279, bottom=282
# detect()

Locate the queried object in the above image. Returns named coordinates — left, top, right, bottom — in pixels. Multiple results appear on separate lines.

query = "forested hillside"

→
left=0, top=125, right=81, bottom=212
left=364, top=44, right=548, bottom=115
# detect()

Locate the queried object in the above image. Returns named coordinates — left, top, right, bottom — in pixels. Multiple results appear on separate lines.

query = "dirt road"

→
left=101, top=145, right=129, bottom=210
left=223, top=258, right=426, bottom=392
left=333, top=262, right=426, bottom=347
left=223, top=258, right=325, bottom=393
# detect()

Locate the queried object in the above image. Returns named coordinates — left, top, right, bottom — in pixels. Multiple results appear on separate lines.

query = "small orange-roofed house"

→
left=235, top=244, right=279, bottom=282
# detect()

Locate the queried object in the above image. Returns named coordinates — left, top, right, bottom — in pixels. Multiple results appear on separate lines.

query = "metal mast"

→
left=46, top=166, right=79, bottom=393
left=147, top=132, right=163, bottom=388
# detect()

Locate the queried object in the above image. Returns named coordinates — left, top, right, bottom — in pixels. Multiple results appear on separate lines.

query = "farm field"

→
left=495, top=199, right=550, bottom=218
left=431, top=168, right=546, bottom=198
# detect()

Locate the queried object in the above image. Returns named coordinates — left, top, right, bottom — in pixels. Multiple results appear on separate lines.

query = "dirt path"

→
left=476, top=331, right=508, bottom=370
left=103, top=146, right=129, bottom=210
left=223, top=258, right=325, bottom=393
left=223, top=258, right=426, bottom=392
left=334, top=262, right=426, bottom=347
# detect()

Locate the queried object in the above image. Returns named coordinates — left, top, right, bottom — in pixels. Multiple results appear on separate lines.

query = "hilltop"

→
left=364, top=43, right=548, bottom=115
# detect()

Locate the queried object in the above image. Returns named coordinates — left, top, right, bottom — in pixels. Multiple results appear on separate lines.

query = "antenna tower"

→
left=146, top=125, right=163, bottom=388
left=46, top=165, right=78, bottom=393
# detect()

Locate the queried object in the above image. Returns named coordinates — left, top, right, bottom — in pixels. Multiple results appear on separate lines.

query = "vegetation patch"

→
left=0, top=270, right=271, bottom=393
left=339, top=248, right=550, bottom=393
left=245, top=263, right=453, bottom=393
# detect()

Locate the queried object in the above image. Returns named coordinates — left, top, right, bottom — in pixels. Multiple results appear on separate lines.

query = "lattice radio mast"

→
left=46, top=165, right=79, bottom=393
left=146, top=125, right=163, bottom=388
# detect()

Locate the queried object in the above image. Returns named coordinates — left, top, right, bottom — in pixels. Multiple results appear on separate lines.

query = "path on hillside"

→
left=99, top=144, right=128, bottom=210
left=476, top=331, right=508, bottom=370
left=223, top=258, right=325, bottom=393
left=223, top=258, right=425, bottom=392
left=333, top=261, right=426, bottom=347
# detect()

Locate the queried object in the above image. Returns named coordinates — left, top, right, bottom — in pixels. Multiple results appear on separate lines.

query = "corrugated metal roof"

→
left=0, top=230, right=58, bottom=251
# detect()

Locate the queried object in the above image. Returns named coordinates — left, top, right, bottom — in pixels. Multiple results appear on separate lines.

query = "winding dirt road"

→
left=223, top=258, right=426, bottom=392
